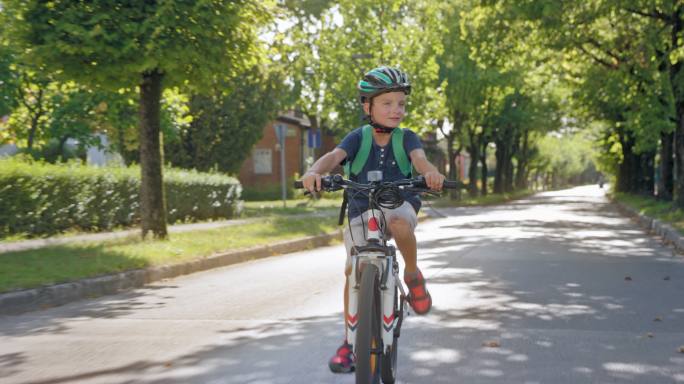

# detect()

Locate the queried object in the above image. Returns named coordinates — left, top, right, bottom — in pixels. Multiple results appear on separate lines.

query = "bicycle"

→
left=295, top=171, right=460, bottom=384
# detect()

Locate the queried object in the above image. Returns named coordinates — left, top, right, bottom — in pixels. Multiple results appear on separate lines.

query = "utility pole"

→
left=275, top=124, right=287, bottom=208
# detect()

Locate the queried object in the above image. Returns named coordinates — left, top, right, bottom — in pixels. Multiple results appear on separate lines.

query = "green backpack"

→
left=343, top=125, right=413, bottom=178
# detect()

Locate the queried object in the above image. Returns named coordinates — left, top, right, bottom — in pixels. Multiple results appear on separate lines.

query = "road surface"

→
left=1, top=185, right=683, bottom=383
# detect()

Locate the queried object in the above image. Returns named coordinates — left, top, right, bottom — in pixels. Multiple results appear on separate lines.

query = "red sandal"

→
left=329, top=341, right=355, bottom=373
left=405, top=269, right=432, bottom=315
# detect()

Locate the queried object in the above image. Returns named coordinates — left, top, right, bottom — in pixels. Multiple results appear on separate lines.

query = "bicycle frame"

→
left=345, top=192, right=408, bottom=356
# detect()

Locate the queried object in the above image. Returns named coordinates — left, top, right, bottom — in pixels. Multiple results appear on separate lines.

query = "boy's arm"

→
left=302, top=148, right=348, bottom=192
left=410, top=148, right=445, bottom=191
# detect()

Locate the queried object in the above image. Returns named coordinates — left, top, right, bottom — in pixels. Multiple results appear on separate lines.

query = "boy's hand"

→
left=302, top=171, right=322, bottom=193
left=424, top=171, right=445, bottom=191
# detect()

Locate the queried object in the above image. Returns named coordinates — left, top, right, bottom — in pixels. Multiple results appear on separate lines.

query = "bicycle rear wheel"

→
left=356, top=263, right=382, bottom=384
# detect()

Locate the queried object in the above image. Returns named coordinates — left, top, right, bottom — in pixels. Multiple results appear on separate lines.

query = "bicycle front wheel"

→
left=381, top=285, right=399, bottom=384
left=356, top=263, right=382, bottom=384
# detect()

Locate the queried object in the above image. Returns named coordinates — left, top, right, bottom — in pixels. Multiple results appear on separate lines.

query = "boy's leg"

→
left=388, top=214, right=417, bottom=274
left=384, top=203, right=432, bottom=314
left=329, top=216, right=365, bottom=373
left=384, top=202, right=419, bottom=273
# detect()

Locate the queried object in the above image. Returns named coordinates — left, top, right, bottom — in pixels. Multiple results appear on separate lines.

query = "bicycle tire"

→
left=356, top=263, right=382, bottom=384
left=380, top=285, right=399, bottom=384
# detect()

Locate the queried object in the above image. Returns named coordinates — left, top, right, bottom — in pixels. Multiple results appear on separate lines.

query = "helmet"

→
left=357, top=66, right=411, bottom=103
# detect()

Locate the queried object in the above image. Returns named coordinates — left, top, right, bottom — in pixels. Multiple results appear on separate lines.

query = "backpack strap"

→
left=343, top=125, right=412, bottom=178
left=392, top=128, right=413, bottom=177
left=343, top=125, right=373, bottom=176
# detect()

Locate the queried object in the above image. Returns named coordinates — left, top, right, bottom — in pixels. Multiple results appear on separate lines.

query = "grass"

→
left=0, top=216, right=339, bottom=293
left=429, top=189, right=535, bottom=207
left=613, top=192, right=684, bottom=235
left=241, top=197, right=343, bottom=217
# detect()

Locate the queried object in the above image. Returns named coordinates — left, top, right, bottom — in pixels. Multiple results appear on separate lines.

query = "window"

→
left=253, top=148, right=272, bottom=174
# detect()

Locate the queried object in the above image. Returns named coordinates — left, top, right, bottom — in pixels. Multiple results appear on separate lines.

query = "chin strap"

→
left=370, top=121, right=395, bottom=133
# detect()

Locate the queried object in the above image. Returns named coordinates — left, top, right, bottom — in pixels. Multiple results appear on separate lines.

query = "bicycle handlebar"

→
left=293, top=174, right=464, bottom=192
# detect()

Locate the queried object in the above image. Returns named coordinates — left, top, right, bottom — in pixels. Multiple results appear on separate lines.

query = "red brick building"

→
left=238, top=111, right=337, bottom=188
left=238, top=114, right=470, bottom=189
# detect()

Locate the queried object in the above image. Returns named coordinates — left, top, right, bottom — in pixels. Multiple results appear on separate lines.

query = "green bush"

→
left=0, top=157, right=242, bottom=238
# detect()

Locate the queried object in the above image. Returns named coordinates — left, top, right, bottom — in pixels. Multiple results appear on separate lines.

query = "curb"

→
left=0, top=230, right=342, bottom=315
left=614, top=201, right=684, bottom=254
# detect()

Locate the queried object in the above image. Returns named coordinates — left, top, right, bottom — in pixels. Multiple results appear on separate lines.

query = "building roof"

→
left=276, top=110, right=311, bottom=128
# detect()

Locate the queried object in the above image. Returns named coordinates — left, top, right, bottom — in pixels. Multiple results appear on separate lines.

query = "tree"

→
left=5, top=1, right=272, bottom=238
left=455, top=1, right=564, bottom=195
left=276, top=0, right=336, bottom=159
left=477, top=1, right=679, bottom=200
left=164, top=66, right=284, bottom=174
left=0, top=45, right=19, bottom=121
left=317, top=0, right=445, bottom=137
left=437, top=3, right=487, bottom=197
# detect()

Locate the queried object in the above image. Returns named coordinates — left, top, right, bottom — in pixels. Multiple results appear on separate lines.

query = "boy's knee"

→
left=389, top=216, right=411, bottom=233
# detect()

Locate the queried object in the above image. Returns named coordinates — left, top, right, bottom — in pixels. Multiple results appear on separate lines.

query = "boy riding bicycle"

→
left=301, top=66, right=445, bottom=374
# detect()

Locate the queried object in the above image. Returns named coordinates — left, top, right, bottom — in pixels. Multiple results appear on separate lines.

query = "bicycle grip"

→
left=293, top=180, right=304, bottom=189
left=442, top=180, right=461, bottom=189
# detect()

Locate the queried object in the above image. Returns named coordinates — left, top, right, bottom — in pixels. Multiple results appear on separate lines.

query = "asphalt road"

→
left=1, top=185, right=683, bottom=384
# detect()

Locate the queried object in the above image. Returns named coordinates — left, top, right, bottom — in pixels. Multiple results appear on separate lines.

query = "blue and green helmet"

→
left=357, top=66, right=411, bottom=103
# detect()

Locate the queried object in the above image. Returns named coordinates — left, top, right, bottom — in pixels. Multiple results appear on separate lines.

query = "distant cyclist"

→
left=301, top=66, right=445, bottom=374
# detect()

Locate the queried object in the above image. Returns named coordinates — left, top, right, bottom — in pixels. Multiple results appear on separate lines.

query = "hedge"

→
left=0, top=157, right=242, bottom=238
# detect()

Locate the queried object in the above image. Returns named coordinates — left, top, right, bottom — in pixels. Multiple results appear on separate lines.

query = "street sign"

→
left=274, top=124, right=287, bottom=142
left=307, top=129, right=321, bottom=148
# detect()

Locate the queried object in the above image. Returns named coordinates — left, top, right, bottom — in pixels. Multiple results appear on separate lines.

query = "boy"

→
left=301, top=66, right=445, bottom=373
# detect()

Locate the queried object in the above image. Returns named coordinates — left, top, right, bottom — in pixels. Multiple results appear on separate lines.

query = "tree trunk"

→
left=466, top=127, right=480, bottom=198
left=467, top=144, right=479, bottom=197
left=504, top=154, right=515, bottom=193
left=58, top=135, right=69, bottom=161
left=480, top=134, right=488, bottom=196
left=493, top=139, right=506, bottom=194
left=27, top=116, right=40, bottom=151
left=617, top=126, right=637, bottom=193
left=494, top=125, right=516, bottom=194
left=446, top=133, right=462, bottom=200
left=659, top=131, right=674, bottom=200
left=505, top=130, right=519, bottom=193
left=26, top=89, right=45, bottom=151
left=637, top=148, right=656, bottom=196
left=139, top=69, right=167, bottom=239
left=676, top=110, right=684, bottom=206
left=515, top=130, right=530, bottom=190
left=23, top=87, right=44, bottom=151
left=670, top=7, right=684, bottom=207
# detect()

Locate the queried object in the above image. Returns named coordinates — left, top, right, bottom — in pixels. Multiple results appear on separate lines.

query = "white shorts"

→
left=342, top=201, right=418, bottom=270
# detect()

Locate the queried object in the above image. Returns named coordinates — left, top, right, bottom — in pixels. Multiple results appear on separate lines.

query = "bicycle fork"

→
left=346, top=255, right=404, bottom=353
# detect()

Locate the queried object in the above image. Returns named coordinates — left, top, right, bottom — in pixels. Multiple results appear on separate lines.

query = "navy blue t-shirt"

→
left=337, top=126, right=423, bottom=220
